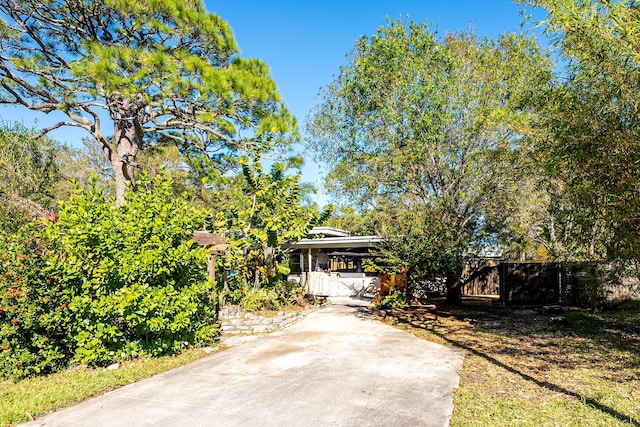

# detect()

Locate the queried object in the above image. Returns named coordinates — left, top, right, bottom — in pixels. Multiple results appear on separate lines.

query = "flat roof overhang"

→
left=327, top=251, right=377, bottom=257
left=284, top=236, right=384, bottom=250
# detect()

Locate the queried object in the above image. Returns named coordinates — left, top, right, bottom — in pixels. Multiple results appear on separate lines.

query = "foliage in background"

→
left=308, top=19, right=552, bottom=302
left=136, top=143, right=200, bottom=202
left=210, top=159, right=332, bottom=308
left=0, top=0, right=296, bottom=204
left=524, top=0, right=640, bottom=267
left=481, top=147, right=592, bottom=263
left=0, top=175, right=216, bottom=379
left=55, top=137, right=207, bottom=207
left=235, top=281, right=306, bottom=312
left=325, top=205, right=377, bottom=236
left=0, top=122, right=60, bottom=229
left=54, top=138, right=115, bottom=200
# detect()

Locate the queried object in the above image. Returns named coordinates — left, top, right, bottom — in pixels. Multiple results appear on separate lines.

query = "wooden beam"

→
left=209, top=244, right=229, bottom=254
left=193, top=231, right=227, bottom=247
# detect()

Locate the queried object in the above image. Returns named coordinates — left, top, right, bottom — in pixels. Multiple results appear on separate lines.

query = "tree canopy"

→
left=307, top=19, right=552, bottom=301
left=0, top=0, right=296, bottom=204
left=524, top=0, right=640, bottom=263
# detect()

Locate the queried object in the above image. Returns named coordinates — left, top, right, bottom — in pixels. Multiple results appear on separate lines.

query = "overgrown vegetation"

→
left=311, top=1, right=640, bottom=297
left=0, top=122, right=60, bottom=228
left=379, top=300, right=640, bottom=426
left=232, top=281, right=306, bottom=312
left=211, top=159, right=332, bottom=296
left=0, top=176, right=217, bottom=379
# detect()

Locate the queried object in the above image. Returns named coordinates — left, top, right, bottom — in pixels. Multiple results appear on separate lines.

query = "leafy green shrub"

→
left=272, top=280, right=305, bottom=307
left=237, top=280, right=305, bottom=312
left=377, top=287, right=407, bottom=308
left=0, top=222, right=70, bottom=379
left=0, top=175, right=217, bottom=378
left=47, top=176, right=216, bottom=364
left=239, top=287, right=280, bottom=312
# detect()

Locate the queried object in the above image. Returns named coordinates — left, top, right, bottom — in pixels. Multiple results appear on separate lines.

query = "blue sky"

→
left=208, top=0, right=544, bottom=206
left=0, top=1, right=545, bottom=206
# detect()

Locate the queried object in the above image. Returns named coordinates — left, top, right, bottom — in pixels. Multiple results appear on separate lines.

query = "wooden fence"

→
left=463, top=261, right=599, bottom=306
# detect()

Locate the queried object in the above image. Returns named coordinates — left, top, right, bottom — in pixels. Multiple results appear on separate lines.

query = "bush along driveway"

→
left=20, top=299, right=464, bottom=427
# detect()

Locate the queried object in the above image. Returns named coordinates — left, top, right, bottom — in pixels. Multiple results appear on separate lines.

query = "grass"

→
left=0, top=347, right=215, bottom=426
left=378, top=298, right=640, bottom=426
left=3, top=301, right=638, bottom=426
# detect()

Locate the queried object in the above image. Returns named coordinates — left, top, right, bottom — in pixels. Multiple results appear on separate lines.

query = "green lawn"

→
left=381, top=300, right=640, bottom=426
left=0, top=347, right=214, bottom=426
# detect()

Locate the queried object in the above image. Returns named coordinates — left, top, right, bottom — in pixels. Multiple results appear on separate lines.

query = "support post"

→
left=192, top=231, right=228, bottom=318
left=208, top=252, right=216, bottom=284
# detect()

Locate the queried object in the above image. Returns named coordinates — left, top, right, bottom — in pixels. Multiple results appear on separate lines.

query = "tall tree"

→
left=0, top=0, right=295, bottom=205
left=307, top=19, right=551, bottom=302
left=524, top=0, right=640, bottom=264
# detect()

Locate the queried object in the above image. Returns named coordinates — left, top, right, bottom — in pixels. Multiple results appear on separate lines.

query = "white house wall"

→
left=292, top=272, right=380, bottom=298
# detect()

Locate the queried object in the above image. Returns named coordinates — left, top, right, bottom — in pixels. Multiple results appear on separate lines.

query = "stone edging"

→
left=219, top=305, right=319, bottom=334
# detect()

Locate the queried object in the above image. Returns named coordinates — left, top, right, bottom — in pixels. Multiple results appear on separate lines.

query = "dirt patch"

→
left=376, top=298, right=640, bottom=426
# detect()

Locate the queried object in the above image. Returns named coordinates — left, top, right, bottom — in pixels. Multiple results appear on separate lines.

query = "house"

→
left=285, top=226, right=384, bottom=297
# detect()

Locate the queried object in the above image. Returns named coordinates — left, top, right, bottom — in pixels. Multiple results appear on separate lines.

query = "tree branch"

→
left=33, top=121, right=89, bottom=139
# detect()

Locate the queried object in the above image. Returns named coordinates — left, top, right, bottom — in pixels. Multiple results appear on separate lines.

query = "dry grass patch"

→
left=378, top=299, right=640, bottom=426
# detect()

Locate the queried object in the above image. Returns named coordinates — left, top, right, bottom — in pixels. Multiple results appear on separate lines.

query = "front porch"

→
left=285, top=227, right=384, bottom=298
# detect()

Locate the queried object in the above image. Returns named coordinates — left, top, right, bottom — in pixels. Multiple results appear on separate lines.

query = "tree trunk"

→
left=445, top=274, right=462, bottom=305
left=588, top=222, right=599, bottom=312
left=112, top=119, right=140, bottom=206
left=112, top=154, right=128, bottom=207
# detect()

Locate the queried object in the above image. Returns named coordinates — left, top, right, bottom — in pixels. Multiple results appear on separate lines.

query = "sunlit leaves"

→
left=211, top=159, right=331, bottom=291
left=0, top=173, right=217, bottom=378
left=307, top=19, right=551, bottom=298
left=0, top=0, right=296, bottom=204
left=524, top=0, right=640, bottom=263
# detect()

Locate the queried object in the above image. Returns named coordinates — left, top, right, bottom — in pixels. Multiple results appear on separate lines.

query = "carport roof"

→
left=285, top=235, right=384, bottom=250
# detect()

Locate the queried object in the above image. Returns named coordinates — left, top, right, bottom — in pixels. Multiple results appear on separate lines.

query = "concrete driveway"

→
left=22, top=299, right=464, bottom=427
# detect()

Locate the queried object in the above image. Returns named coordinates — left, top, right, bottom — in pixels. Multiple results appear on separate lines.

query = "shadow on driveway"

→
left=22, top=299, right=464, bottom=427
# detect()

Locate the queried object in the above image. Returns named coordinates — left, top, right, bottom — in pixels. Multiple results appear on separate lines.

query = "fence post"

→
left=499, top=262, right=507, bottom=305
